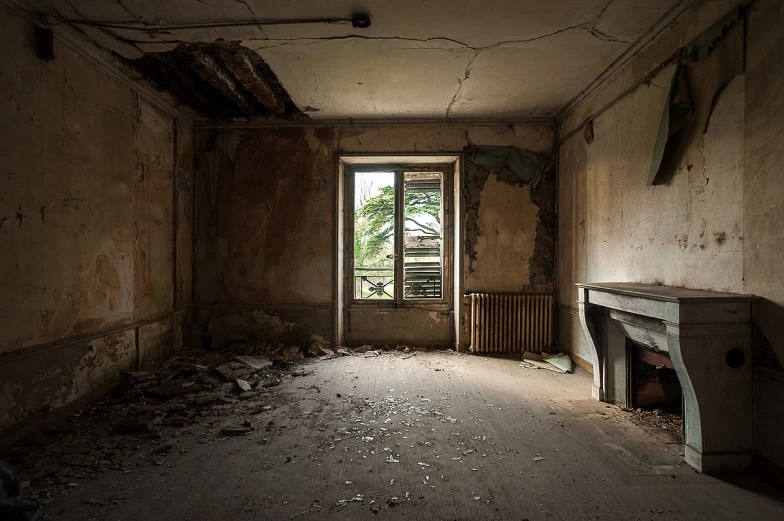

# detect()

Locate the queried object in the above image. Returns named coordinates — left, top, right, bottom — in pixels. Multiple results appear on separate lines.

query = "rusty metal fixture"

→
left=470, top=293, right=554, bottom=355
left=62, top=15, right=371, bottom=33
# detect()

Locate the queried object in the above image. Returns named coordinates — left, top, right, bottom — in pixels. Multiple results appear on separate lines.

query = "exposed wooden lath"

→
left=129, top=42, right=303, bottom=120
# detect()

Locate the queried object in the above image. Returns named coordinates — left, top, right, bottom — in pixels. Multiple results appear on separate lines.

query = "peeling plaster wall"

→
left=194, top=127, right=335, bottom=346
left=0, top=4, right=193, bottom=436
left=194, top=124, right=554, bottom=347
left=557, top=0, right=784, bottom=468
left=464, top=166, right=555, bottom=295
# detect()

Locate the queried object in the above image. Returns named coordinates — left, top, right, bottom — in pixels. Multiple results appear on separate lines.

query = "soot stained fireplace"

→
left=630, top=341, right=683, bottom=414
left=576, top=282, right=756, bottom=473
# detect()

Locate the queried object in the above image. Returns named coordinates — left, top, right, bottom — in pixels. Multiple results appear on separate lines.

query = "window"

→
left=348, top=165, right=451, bottom=304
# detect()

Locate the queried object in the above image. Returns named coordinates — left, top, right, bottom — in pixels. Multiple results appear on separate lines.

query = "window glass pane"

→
left=354, top=171, right=395, bottom=299
left=403, top=172, right=442, bottom=300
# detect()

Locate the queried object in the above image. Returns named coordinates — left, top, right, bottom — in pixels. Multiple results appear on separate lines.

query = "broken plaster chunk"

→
left=234, top=378, right=252, bottom=392
left=233, top=356, right=272, bottom=370
left=220, top=422, right=254, bottom=436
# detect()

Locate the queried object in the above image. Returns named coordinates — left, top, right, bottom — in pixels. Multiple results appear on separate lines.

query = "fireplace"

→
left=576, top=282, right=756, bottom=473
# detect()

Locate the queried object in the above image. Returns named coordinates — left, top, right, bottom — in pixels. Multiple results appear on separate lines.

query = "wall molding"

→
left=558, top=303, right=580, bottom=317
left=0, top=309, right=187, bottom=363
left=195, top=117, right=556, bottom=130
left=197, top=303, right=334, bottom=311
left=570, top=351, right=594, bottom=374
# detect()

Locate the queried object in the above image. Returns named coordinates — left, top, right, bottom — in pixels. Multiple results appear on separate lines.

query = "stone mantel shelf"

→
left=576, top=281, right=756, bottom=474
left=576, top=282, right=757, bottom=303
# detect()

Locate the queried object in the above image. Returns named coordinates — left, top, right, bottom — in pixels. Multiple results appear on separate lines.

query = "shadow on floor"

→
left=713, top=466, right=784, bottom=503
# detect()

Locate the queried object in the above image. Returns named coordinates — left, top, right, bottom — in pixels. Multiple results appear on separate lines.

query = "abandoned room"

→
left=1, top=0, right=784, bottom=519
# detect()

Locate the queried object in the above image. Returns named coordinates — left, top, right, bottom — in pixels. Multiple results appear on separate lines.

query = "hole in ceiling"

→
left=129, top=42, right=304, bottom=120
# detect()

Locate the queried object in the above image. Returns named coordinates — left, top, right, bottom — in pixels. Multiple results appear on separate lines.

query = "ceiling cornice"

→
left=556, top=0, right=697, bottom=122
left=4, top=0, right=197, bottom=125
left=194, top=116, right=556, bottom=129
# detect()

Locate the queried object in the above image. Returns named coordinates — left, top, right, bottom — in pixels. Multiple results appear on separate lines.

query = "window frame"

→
left=345, top=162, right=454, bottom=309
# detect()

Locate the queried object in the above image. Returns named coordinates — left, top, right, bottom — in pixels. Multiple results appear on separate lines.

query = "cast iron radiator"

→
left=469, top=293, right=553, bottom=355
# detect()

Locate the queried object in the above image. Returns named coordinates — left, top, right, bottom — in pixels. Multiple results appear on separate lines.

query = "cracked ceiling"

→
left=29, top=0, right=683, bottom=120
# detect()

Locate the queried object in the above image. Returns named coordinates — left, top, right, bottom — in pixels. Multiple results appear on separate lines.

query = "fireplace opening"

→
left=630, top=343, right=682, bottom=413
left=626, top=340, right=685, bottom=443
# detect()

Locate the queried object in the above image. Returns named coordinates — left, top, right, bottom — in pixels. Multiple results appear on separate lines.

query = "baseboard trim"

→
left=558, top=303, right=580, bottom=317
left=568, top=351, right=594, bottom=374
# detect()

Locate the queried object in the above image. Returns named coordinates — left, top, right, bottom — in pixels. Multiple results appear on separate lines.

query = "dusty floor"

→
left=5, top=350, right=784, bottom=521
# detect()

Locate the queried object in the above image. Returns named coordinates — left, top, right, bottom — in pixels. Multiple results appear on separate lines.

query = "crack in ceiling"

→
left=35, top=0, right=682, bottom=120
left=446, top=51, right=479, bottom=119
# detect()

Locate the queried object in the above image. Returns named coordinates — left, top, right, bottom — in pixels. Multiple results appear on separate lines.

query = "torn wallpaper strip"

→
left=463, top=145, right=550, bottom=185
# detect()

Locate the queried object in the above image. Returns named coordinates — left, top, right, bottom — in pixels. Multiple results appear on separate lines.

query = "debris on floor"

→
left=521, top=351, right=573, bottom=373
left=0, top=344, right=319, bottom=506
left=220, top=421, right=255, bottom=436
left=1, top=351, right=770, bottom=521
left=0, top=342, right=438, bottom=509
left=621, top=407, right=684, bottom=443
left=233, top=355, right=273, bottom=369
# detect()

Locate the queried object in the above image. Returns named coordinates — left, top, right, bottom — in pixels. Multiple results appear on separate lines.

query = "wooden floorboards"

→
left=43, top=351, right=784, bottom=521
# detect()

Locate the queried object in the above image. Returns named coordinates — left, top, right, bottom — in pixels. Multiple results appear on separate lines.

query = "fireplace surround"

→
left=576, top=282, right=756, bottom=473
